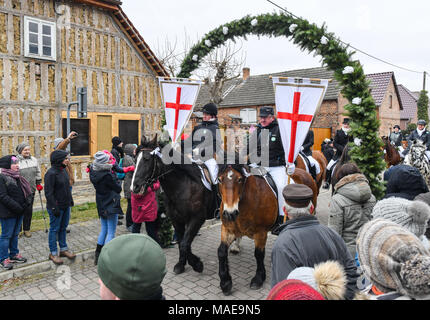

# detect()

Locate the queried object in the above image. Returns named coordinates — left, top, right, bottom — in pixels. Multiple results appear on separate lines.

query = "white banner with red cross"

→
left=158, top=77, right=203, bottom=144
left=272, top=77, right=329, bottom=165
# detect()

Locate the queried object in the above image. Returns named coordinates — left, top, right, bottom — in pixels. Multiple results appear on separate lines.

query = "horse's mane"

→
left=339, top=144, right=351, bottom=165
left=138, top=136, right=202, bottom=184
left=218, top=152, right=246, bottom=177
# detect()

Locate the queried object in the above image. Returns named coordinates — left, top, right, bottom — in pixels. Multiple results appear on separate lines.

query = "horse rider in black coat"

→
left=185, top=102, right=222, bottom=218
left=323, top=118, right=353, bottom=189
left=402, top=119, right=430, bottom=160
left=247, top=106, right=293, bottom=235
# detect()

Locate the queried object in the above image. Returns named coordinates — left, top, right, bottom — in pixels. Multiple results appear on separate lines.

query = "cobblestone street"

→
left=0, top=188, right=330, bottom=300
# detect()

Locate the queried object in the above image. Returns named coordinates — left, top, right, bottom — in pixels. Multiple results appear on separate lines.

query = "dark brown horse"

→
left=296, top=150, right=327, bottom=193
left=382, top=136, right=402, bottom=168
left=217, top=164, right=318, bottom=295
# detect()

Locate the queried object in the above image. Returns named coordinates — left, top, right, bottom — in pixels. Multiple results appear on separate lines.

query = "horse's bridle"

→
left=138, top=148, right=173, bottom=192
left=218, top=165, right=249, bottom=203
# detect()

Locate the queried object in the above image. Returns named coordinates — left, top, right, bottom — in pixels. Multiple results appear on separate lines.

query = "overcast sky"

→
left=122, top=0, right=430, bottom=92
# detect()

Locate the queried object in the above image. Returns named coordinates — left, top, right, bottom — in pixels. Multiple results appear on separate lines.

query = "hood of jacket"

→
left=90, top=164, right=113, bottom=184
left=334, top=173, right=372, bottom=203
left=50, top=150, right=69, bottom=166
left=123, top=144, right=136, bottom=157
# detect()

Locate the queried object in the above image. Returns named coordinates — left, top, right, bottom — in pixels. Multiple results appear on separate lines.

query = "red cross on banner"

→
left=165, top=87, right=193, bottom=142
left=277, top=92, right=313, bottom=163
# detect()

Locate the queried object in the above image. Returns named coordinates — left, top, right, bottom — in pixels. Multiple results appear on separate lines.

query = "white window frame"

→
left=24, top=16, right=56, bottom=61
left=240, top=108, right=257, bottom=124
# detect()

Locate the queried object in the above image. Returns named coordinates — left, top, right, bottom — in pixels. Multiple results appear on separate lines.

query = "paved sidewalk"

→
left=0, top=187, right=331, bottom=300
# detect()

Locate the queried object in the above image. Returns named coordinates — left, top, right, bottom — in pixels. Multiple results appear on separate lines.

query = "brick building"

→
left=195, top=67, right=403, bottom=150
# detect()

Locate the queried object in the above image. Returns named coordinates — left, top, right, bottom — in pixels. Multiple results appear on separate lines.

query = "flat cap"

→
left=282, top=184, right=313, bottom=208
left=259, top=106, right=274, bottom=117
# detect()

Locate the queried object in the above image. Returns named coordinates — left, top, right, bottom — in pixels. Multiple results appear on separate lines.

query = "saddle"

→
left=197, top=163, right=213, bottom=191
left=245, top=166, right=278, bottom=200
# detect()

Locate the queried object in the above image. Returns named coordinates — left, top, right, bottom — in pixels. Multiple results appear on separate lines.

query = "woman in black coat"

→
left=0, top=155, right=32, bottom=270
left=89, top=151, right=123, bottom=265
left=44, top=150, right=75, bottom=265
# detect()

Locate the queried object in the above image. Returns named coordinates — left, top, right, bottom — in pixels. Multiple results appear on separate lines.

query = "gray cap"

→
left=418, top=119, right=426, bottom=126
left=94, top=151, right=109, bottom=164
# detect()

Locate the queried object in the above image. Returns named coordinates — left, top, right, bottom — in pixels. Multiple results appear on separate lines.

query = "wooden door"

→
left=97, top=115, right=112, bottom=152
left=311, top=128, right=332, bottom=151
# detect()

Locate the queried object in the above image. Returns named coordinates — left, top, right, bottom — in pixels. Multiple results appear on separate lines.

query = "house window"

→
left=24, top=16, right=56, bottom=61
left=240, top=108, right=257, bottom=124
left=61, top=119, right=90, bottom=156
left=119, top=120, right=139, bottom=146
left=389, top=95, right=393, bottom=109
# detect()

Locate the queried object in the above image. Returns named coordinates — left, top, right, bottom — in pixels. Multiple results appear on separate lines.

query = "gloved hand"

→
left=36, top=184, right=43, bottom=191
left=123, top=166, right=135, bottom=173
left=286, top=163, right=295, bottom=175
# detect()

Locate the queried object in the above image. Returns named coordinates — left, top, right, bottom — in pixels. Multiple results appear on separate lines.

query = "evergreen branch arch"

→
left=178, top=12, right=386, bottom=198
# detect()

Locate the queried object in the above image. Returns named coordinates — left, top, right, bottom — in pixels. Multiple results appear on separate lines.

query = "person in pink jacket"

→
left=131, top=181, right=160, bottom=244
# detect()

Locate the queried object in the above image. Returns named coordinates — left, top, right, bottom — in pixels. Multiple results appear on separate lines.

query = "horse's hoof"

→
left=250, top=276, right=264, bottom=290
left=173, top=263, right=185, bottom=274
left=221, top=280, right=232, bottom=296
left=191, top=260, right=204, bottom=273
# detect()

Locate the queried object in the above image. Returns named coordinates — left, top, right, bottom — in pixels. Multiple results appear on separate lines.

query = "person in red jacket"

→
left=131, top=180, right=160, bottom=244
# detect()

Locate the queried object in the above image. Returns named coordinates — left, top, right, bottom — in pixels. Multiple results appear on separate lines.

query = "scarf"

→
left=92, top=162, right=113, bottom=172
left=1, top=169, right=32, bottom=198
left=417, top=127, right=426, bottom=136
left=342, top=127, right=351, bottom=134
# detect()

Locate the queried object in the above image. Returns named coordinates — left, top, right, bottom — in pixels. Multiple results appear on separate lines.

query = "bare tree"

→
left=196, top=41, right=246, bottom=105
left=154, top=34, right=246, bottom=105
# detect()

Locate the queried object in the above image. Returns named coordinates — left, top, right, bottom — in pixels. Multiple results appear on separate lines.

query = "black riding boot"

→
left=309, top=165, right=317, bottom=181
left=94, top=244, right=103, bottom=266
left=323, top=168, right=332, bottom=189
left=271, top=215, right=285, bottom=236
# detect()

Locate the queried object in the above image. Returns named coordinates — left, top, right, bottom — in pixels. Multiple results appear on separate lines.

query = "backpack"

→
left=116, top=158, right=125, bottom=180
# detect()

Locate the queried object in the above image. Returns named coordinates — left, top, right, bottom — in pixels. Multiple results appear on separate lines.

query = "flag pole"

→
left=269, top=76, right=332, bottom=83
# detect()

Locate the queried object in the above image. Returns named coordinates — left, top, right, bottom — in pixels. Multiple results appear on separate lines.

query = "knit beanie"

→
left=97, top=234, right=167, bottom=300
left=287, top=261, right=347, bottom=300
left=0, top=155, right=14, bottom=169
left=267, top=279, right=325, bottom=300
left=357, top=218, right=430, bottom=298
left=93, top=151, right=110, bottom=164
left=53, top=138, right=64, bottom=150
left=372, top=198, right=430, bottom=238
left=16, top=142, right=30, bottom=155
left=112, top=136, right=122, bottom=147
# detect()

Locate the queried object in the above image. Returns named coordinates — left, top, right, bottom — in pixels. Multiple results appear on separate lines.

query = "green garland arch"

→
left=178, top=12, right=386, bottom=199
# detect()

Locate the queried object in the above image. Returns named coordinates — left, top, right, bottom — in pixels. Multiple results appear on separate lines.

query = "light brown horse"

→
left=382, top=136, right=402, bottom=168
left=217, top=164, right=318, bottom=295
left=290, top=167, right=319, bottom=211
left=295, top=151, right=327, bottom=193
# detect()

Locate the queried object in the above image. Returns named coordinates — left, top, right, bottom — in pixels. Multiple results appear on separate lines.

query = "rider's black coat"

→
left=403, top=129, right=430, bottom=155
left=249, top=120, right=286, bottom=167
left=333, top=129, right=353, bottom=160
left=302, top=130, right=314, bottom=157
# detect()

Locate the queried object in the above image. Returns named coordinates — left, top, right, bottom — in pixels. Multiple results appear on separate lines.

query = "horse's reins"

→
left=139, top=147, right=173, bottom=189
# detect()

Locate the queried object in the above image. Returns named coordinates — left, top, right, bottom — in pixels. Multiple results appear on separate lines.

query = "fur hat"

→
left=266, top=279, right=325, bottom=300
left=287, top=261, right=347, bottom=300
left=97, top=234, right=167, bottom=300
left=356, top=218, right=430, bottom=299
left=372, top=198, right=430, bottom=238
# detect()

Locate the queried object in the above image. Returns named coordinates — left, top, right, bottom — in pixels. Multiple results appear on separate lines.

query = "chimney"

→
left=243, top=67, right=250, bottom=81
